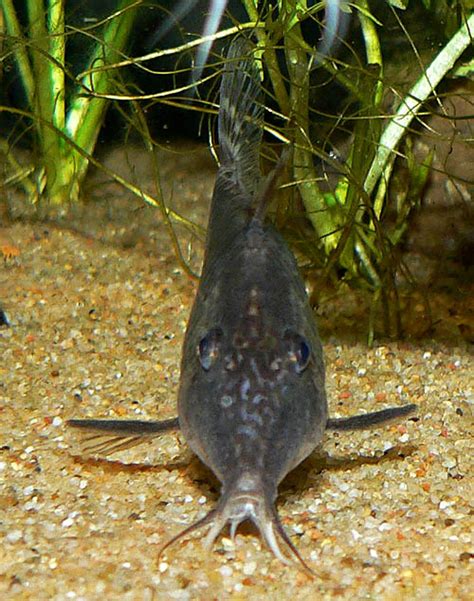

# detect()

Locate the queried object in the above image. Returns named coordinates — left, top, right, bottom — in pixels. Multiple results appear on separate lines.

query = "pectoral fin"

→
left=67, top=417, right=179, bottom=455
left=326, top=404, right=417, bottom=431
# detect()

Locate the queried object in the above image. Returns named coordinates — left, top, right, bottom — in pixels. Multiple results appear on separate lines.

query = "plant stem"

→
left=47, top=0, right=65, bottom=132
left=27, top=0, right=61, bottom=199
left=242, top=0, right=290, bottom=114
left=364, top=11, right=474, bottom=197
left=284, top=21, right=339, bottom=253
left=50, top=0, right=139, bottom=203
left=2, top=0, right=36, bottom=107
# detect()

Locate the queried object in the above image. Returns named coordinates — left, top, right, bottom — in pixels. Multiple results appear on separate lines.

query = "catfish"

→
left=68, top=38, right=416, bottom=571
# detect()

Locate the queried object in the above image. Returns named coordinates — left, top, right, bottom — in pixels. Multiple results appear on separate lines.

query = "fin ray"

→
left=327, top=404, right=417, bottom=431
left=67, top=418, right=179, bottom=456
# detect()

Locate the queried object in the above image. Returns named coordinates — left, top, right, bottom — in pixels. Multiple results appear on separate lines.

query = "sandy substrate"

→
left=0, top=144, right=472, bottom=600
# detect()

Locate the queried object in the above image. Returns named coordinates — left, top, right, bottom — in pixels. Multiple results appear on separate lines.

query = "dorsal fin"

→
left=217, top=37, right=263, bottom=198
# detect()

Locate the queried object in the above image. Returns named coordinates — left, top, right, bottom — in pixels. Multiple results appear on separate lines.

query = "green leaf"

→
left=386, top=0, right=409, bottom=9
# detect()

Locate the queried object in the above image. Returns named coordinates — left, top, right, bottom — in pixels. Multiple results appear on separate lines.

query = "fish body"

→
left=175, top=39, right=326, bottom=563
left=180, top=222, right=327, bottom=490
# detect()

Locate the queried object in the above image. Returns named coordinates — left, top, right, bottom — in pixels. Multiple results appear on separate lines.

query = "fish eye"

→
left=198, top=327, right=223, bottom=370
left=296, top=339, right=311, bottom=372
left=284, top=331, right=311, bottom=373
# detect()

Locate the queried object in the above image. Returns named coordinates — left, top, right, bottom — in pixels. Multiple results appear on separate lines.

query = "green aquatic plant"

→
left=240, top=0, right=473, bottom=339
left=1, top=0, right=140, bottom=205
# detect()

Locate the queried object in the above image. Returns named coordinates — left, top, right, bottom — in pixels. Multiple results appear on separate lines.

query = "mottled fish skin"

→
left=179, top=218, right=327, bottom=483
left=174, top=38, right=326, bottom=568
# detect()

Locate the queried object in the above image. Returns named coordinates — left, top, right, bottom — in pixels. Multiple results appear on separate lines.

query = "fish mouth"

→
left=203, top=493, right=267, bottom=546
left=159, top=476, right=314, bottom=575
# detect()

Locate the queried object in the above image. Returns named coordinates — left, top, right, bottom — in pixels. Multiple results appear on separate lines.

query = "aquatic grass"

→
left=239, top=1, right=473, bottom=339
left=364, top=10, right=474, bottom=197
left=1, top=0, right=140, bottom=204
